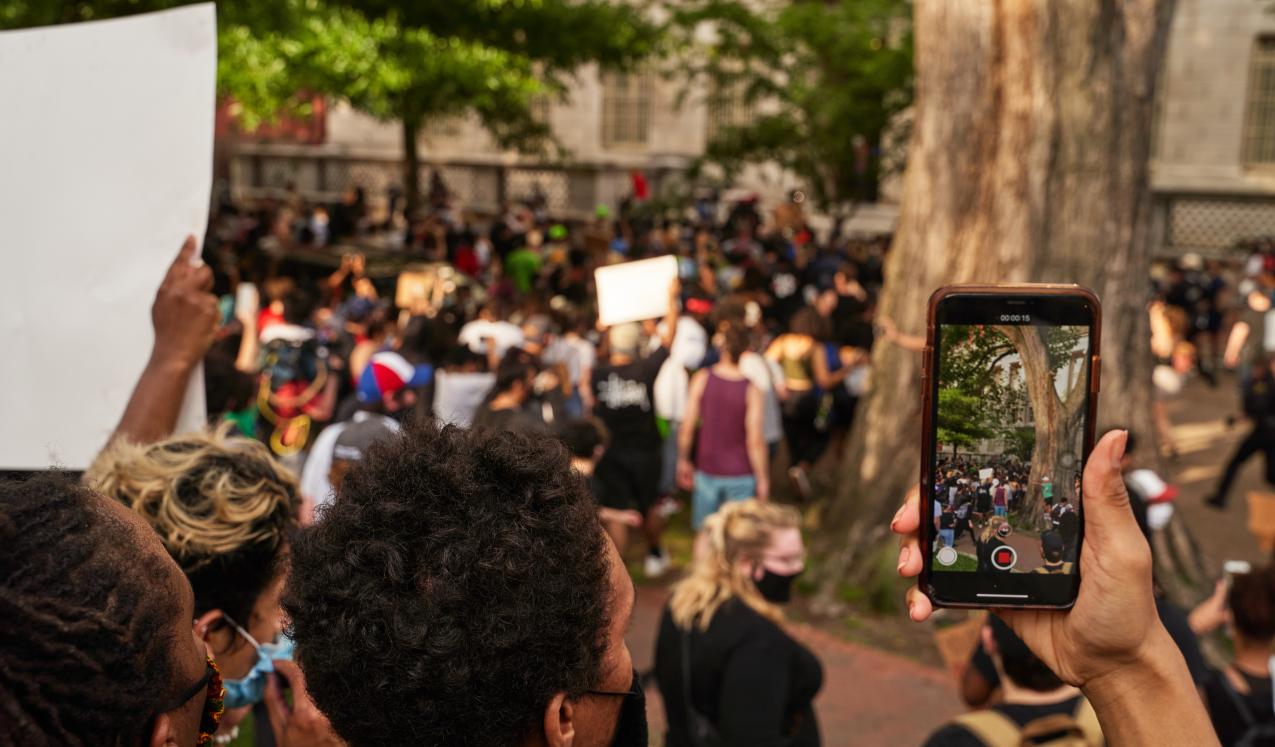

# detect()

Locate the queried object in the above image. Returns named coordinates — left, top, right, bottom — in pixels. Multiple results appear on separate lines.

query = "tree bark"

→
left=997, top=325, right=1086, bottom=529
left=402, top=116, right=422, bottom=220
left=812, top=0, right=1178, bottom=604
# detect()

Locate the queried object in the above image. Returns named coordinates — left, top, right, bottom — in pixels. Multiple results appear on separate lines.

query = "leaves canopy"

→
left=935, top=324, right=1085, bottom=450
left=669, top=0, right=914, bottom=213
left=0, top=0, right=661, bottom=142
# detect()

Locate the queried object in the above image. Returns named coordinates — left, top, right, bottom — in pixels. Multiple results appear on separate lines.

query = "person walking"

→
left=593, top=279, right=680, bottom=575
left=654, top=500, right=821, bottom=746
left=677, top=324, right=769, bottom=530
left=1206, top=355, right=1275, bottom=510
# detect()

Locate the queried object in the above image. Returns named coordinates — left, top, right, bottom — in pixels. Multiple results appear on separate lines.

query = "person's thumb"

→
left=1080, top=430, right=1136, bottom=547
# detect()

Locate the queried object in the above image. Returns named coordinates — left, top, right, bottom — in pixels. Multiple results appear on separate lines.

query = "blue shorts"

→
left=938, top=528, right=955, bottom=548
left=692, top=472, right=756, bottom=529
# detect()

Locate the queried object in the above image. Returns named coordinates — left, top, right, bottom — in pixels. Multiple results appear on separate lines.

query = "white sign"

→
left=979, top=468, right=995, bottom=481
left=594, top=255, right=678, bottom=327
left=0, top=5, right=216, bottom=469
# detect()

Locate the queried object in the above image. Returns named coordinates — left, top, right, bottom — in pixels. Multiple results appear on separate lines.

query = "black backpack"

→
left=1216, top=668, right=1275, bottom=747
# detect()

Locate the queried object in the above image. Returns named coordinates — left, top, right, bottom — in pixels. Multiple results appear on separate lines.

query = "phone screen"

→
left=925, top=290, right=1097, bottom=607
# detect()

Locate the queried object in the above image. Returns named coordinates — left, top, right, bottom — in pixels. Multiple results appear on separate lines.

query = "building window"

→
left=705, top=82, right=754, bottom=144
left=601, top=71, right=653, bottom=148
left=1243, top=37, right=1275, bottom=166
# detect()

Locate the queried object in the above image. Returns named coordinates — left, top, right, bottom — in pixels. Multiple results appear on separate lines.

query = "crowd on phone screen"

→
left=4, top=174, right=1275, bottom=747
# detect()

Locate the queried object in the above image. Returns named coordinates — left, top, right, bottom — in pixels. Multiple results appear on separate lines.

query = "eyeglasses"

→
left=156, top=658, right=217, bottom=714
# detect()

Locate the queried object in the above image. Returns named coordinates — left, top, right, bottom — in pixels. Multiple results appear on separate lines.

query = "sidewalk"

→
left=628, top=586, right=963, bottom=746
left=1164, top=374, right=1270, bottom=567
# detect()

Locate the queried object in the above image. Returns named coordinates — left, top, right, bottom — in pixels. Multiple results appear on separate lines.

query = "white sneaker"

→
left=644, top=550, right=670, bottom=578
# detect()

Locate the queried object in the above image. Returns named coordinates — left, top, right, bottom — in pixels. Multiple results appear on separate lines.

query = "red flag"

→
left=630, top=170, right=649, bottom=201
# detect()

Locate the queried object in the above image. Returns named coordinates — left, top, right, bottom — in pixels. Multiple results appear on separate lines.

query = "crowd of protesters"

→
left=5, top=171, right=1275, bottom=746
left=198, top=180, right=888, bottom=579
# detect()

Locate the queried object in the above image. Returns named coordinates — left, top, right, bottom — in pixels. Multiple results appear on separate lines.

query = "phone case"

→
left=919, top=283, right=1102, bottom=610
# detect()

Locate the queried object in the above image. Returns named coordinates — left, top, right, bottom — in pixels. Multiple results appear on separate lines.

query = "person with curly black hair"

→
left=284, top=419, right=648, bottom=746
left=0, top=474, right=223, bottom=747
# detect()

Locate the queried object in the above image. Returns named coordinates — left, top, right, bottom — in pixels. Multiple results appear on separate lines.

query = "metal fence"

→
left=1153, top=191, right=1275, bottom=256
left=228, top=146, right=636, bottom=219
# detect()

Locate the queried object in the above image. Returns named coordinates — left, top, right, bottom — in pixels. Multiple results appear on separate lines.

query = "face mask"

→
left=220, top=616, right=294, bottom=709
left=608, top=670, right=648, bottom=747
left=755, top=568, right=802, bottom=604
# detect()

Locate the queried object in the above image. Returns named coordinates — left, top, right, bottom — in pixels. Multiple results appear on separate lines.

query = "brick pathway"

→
left=628, top=586, right=964, bottom=746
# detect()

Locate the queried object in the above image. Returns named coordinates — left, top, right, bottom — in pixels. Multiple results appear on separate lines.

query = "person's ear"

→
left=542, top=692, right=576, bottom=747
left=981, top=624, right=998, bottom=659
left=195, top=609, right=230, bottom=651
left=148, top=713, right=180, bottom=747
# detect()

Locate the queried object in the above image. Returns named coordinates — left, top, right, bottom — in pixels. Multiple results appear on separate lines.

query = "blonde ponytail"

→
left=668, top=499, right=801, bottom=631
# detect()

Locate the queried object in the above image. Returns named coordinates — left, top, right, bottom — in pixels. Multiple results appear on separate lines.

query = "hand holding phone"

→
left=919, top=285, right=1100, bottom=609
left=897, top=431, right=1172, bottom=685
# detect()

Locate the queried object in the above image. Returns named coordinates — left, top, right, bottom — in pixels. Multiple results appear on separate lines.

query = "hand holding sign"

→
left=151, top=235, right=219, bottom=369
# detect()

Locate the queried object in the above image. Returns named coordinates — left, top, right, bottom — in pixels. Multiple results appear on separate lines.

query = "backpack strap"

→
left=953, top=709, right=1024, bottom=747
left=1218, top=666, right=1259, bottom=729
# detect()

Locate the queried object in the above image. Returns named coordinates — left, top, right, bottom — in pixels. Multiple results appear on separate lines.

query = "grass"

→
left=932, top=552, right=978, bottom=571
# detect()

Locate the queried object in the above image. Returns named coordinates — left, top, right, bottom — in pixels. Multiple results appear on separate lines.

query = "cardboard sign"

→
left=395, top=271, right=434, bottom=309
left=595, top=255, right=678, bottom=327
left=978, top=468, right=995, bottom=481
left=0, top=5, right=216, bottom=469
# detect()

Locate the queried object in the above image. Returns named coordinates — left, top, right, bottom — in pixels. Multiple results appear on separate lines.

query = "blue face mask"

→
left=220, top=615, right=294, bottom=709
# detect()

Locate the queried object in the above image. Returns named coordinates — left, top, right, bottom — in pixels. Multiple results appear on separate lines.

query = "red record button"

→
left=991, top=546, right=1017, bottom=571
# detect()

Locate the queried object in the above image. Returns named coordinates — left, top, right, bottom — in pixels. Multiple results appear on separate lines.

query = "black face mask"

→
left=755, top=568, right=802, bottom=604
left=608, top=670, right=648, bottom=747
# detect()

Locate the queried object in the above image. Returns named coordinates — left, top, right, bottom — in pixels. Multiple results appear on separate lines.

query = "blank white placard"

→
left=0, top=5, right=216, bottom=469
left=594, top=255, right=678, bottom=327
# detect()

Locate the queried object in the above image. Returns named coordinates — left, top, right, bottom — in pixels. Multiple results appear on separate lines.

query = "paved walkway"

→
left=1165, top=374, right=1271, bottom=568
left=628, top=586, right=964, bottom=746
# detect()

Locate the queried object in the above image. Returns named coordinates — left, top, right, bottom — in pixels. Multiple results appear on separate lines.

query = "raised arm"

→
left=745, top=383, right=769, bottom=501
left=658, top=278, right=682, bottom=350
left=108, top=236, right=220, bottom=448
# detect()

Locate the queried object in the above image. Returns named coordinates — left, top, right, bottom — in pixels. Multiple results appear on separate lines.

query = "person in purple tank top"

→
left=677, top=324, right=769, bottom=529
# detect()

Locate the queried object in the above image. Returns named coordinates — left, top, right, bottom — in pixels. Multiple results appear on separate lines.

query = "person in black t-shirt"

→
left=593, top=280, right=679, bottom=571
left=471, top=359, right=547, bottom=434
left=1194, top=564, right=1275, bottom=746
left=975, top=481, right=993, bottom=519
left=927, top=617, right=1100, bottom=747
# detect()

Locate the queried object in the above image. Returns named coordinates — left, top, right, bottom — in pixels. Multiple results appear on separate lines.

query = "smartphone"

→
left=1224, top=559, right=1253, bottom=589
left=919, top=284, right=1101, bottom=609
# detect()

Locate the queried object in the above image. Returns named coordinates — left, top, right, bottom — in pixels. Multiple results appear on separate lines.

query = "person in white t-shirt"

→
left=458, top=299, right=524, bottom=370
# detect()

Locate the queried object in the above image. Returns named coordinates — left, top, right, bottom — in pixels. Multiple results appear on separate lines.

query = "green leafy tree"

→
left=935, top=389, right=995, bottom=451
left=671, top=0, right=913, bottom=225
left=1, top=0, right=662, bottom=215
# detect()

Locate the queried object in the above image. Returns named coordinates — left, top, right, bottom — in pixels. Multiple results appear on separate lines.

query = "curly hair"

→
left=283, top=419, right=613, bottom=746
left=0, top=474, right=181, bottom=746
left=669, top=499, right=801, bottom=632
left=85, top=423, right=298, bottom=629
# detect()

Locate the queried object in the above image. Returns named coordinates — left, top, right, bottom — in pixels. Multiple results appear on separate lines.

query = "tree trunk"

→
left=402, top=116, right=422, bottom=220
left=997, top=325, right=1086, bottom=530
left=812, top=0, right=1178, bottom=605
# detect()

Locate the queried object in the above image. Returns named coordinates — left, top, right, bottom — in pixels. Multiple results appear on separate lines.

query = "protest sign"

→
left=978, top=467, right=995, bottom=481
left=396, top=271, right=434, bottom=309
left=595, top=255, right=678, bottom=327
left=0, top=5, right=216, bottom=468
